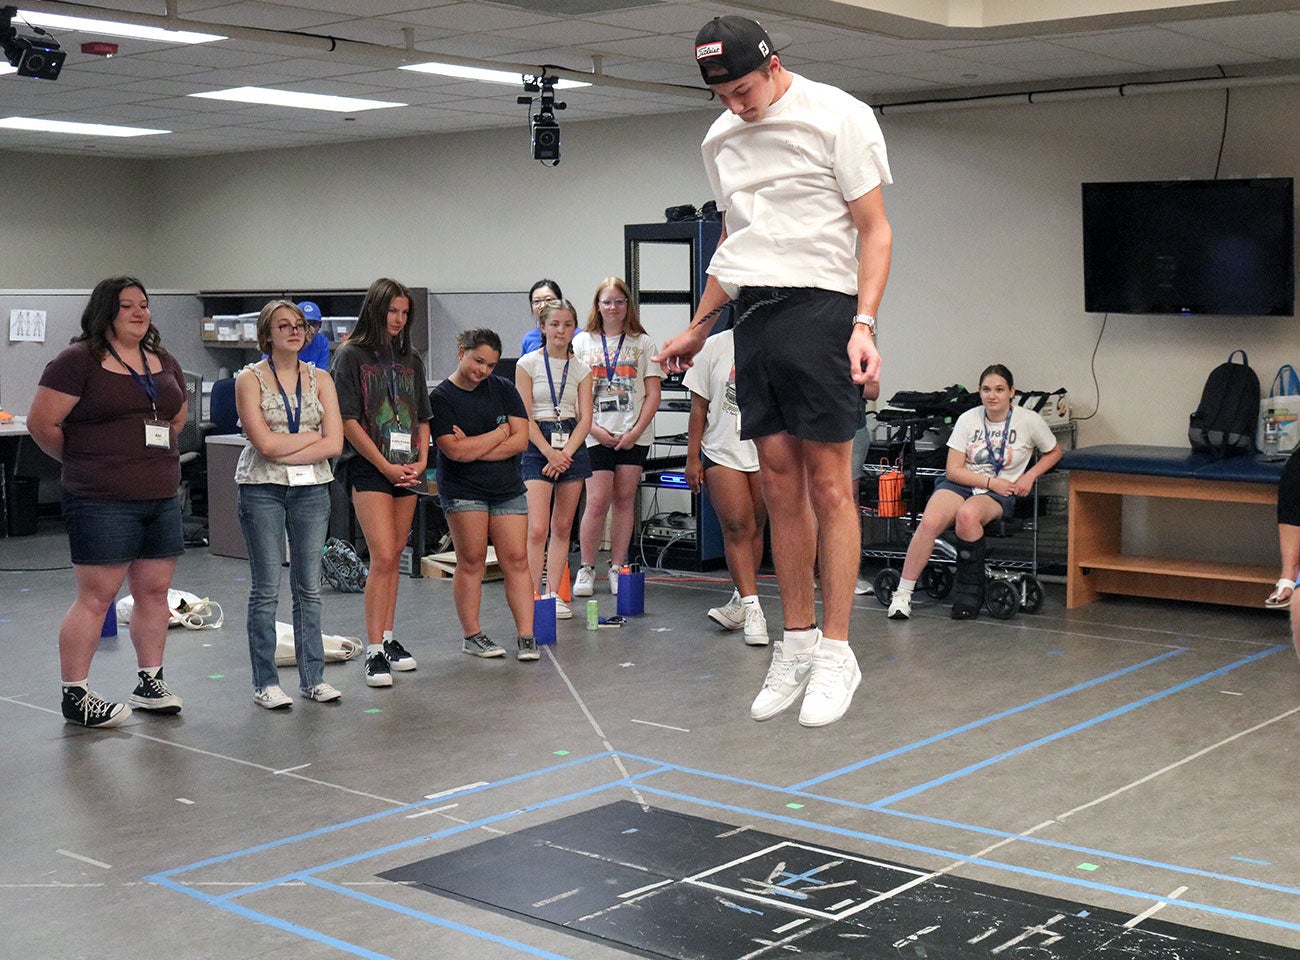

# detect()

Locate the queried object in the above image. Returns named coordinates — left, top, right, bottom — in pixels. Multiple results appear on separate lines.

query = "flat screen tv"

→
left=1081, top=177, right=1294, bottom=316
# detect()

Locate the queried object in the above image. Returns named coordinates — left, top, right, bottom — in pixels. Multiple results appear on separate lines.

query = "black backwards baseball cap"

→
left=694, top=16, right=774, bottom=85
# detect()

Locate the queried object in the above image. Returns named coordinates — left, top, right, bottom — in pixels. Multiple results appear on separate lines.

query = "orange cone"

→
left=557, top=561, right=572, bottom=603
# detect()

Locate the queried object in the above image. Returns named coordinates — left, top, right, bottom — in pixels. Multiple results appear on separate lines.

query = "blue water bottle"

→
left=533, top=594, right=557, bottom=645
left=616, top=564, right=645, bottom=617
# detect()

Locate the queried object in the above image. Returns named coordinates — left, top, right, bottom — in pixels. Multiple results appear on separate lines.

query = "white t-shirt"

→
left=701, top=72, right=893, bottom=296
left=682, top=329, right=758, bottom=473
left=571, top=329, right=662, bottom=446
left=946, top=404, right=1058, bottom=487
left=516, top=348, right=591, bottom=420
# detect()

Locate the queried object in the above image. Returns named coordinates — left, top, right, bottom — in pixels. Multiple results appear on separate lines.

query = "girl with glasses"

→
left=520, top=279, right=564, bottom=356
left=569, top=276, right=662, bottom=598
left=235, top=300, right=344, bottom=708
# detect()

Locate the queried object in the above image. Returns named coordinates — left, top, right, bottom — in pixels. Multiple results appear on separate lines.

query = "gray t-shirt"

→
left=331, top=341, right=432, bottom=466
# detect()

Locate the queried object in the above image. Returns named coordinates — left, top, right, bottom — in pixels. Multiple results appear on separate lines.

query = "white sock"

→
left=818, top=636, right=851, bottom=659
left=741, top=595, right=760, bottom=606
left=367, top=643, right=383, bottom=656
left=782, top=627, right=820, bottom=655
left=382, top=629, right=394, bottom=643
left=63, top=678, right=88, bottom=689
left=139, top=665, right=161, bottom=677
left=896, top=578, right=916, bottom=598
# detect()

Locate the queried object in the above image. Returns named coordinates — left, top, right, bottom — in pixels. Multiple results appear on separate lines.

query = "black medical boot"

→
left=949, top=535, right=987, bottom=620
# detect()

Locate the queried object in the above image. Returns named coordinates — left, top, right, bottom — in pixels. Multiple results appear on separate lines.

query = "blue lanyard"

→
left=267, top=357, right=302, bottom=434
left=542, top=351, right=570, bottom=418
left=105, top=342, right=159, bottom=416
left=982, top=407, right=1012, bottom=475
left=599, top=332, right=625, bottom=386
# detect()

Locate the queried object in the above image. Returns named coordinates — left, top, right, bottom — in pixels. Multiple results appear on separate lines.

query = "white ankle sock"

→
left=741, top=595, right=760, bottom=606
left=382, top=629, right=394, bottom=643
left=366, top=643, right=383, bottom=655
left=782, top=627, right=820, bottom=654
left=818, top=637, right=851, bottom=659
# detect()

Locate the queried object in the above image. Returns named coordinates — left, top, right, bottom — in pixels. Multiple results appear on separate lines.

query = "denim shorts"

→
left=933, top=479, right=1015, bottom=518
left=441, top=491, right=529, bottom=516
left=522, top=419, right=593, bottom=483
left=62, top=493, right=185, bottom=566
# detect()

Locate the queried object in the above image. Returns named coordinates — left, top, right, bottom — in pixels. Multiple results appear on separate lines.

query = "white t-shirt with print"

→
left=701, top=72, right=893, bottom=296
left=682, top=329, right=758, bottom=473
left=571, top=329, right=662, bottom=447
left=516, top=349, right=591, bottom=421
left=946, top=404, right=1058, bottom=487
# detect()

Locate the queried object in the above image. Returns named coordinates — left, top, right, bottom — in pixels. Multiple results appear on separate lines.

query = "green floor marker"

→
left=1078, top=863, right=1099, bottom=871
left=786, top=803, right=805, bottom=810
left=554, top=750, right=570, bottom=756
left=364, top=708, right=381, bottom=714
left=208, top=674, right=223, bottom=680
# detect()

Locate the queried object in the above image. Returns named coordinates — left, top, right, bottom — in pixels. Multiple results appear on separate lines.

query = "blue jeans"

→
left=238, top=482, right=331, bottom=691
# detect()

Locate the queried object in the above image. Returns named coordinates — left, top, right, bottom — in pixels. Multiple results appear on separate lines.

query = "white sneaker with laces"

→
left=573, top=564, right=595, bottom=597
left=798, top=648, right=862, bottom=727
left=707, top=589, right=745, bottom=630
left=742, top=602, right=770, bottom=646
left=253, top=685, right=293, bottom=709
left=750, top=641, right=815, bottom=720
left=887, top=592, right=912, bottom=620
left=301, top=682, right=342, bottom=702
left=555, top=597, right=572, bottom=619
left=608, top=567, right=620, bottom=595
left=855, top=578, right=875, bottom=596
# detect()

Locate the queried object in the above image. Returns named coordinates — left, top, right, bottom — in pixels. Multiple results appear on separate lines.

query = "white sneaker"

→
left=750, top=641, right=815, bottom=720
left=301, top=682, right=342, bottom=702
left=253, top=685, right=293, bottom=709
left=608, top=568, right=620, bottom=595
left=855, top=578, right=875, bottom=596
left=742, top=602, right=769, bottom=647
left=707, top=589, right=745, bottom=630
left=887, top=592, right=912, bottom=620
left=573, top=564, right=595, bottom=597
left=555, top=597, right=572, bottom=620
left=798, top=648, right=862, bottom=727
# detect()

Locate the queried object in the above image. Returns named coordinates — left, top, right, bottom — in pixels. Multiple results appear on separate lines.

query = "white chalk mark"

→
left=405, top=809, right=438, bottom=819
left=56, top=850, right=111, bottom=869
left=620, top=662, right=635, bottom=667
left=273, top=763, right=311, bottom=775
left=829, top=897, right=857, bottom=910
left=893, top=924, right=941, bottom=949
left=1220, top=690, right=1243, bottom=696
left=629, top=719, right=690, bottom=732
left=532, top=887, right=582, bottom=908
left=1123, top=885, right=1188, bottom=928
left=990, top=914, right=1065, bottom=954
left=773, top=917, right=811, bottom=934
left=1056, top=706, right=1300, bottom=820
left=620, top=879, right=673, bottom=898
left=176, top=797, right=195, bottom=805
left=424, top=783, right=487, bottom=800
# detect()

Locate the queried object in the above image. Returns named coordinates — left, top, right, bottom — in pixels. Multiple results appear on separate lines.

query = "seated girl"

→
left=887, top=364, right=1062, bottom=621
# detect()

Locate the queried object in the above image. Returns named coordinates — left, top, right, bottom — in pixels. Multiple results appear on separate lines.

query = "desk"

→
left=0, top=418, right=33, bottom=537
left=1064, top=445, right=1281, bottom=609
left=206, top=434, right=252, bottom=558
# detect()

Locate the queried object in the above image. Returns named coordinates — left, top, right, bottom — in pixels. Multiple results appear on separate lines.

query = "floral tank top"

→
left=234, top=361, right=335, bottom=486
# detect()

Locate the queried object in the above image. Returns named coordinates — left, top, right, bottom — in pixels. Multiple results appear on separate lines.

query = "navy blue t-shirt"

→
left=430, top=374, right=527, bottom=503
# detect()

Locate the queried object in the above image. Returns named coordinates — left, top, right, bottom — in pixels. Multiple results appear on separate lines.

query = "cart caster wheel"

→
left=986, top=580, right=1019, bottom=619
left=1021, top=577, right=1044, bottom=614
left=873, top=568, right=901, bottom=606
left=923, top=564, right=953, bottom=599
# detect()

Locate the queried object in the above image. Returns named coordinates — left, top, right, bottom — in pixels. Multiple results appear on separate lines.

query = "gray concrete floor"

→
left=1, top=516, right=1297, bottom=960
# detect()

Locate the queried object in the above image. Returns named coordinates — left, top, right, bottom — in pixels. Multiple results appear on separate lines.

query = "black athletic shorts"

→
left=1279, top=451, right=1300, bottom=525
left=732, top=286, right=866, bottom=444
left=342, top=455, right=418, bottom=499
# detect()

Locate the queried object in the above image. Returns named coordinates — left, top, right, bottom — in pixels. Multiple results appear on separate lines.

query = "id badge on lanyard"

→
left=550, top=427, right=569, bottom=450
left=285, top=464, right=316, bottom=486
left=144, top=419, right=171, bottom=450
left=388, top=429, right=413, bottom=459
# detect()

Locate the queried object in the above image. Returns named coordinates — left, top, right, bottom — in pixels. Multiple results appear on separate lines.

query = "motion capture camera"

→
left=532, top=115, right=560, bottom=162
left=518, top=73, right=566, bottom=166
left=1, top=6, right=66, bottom=80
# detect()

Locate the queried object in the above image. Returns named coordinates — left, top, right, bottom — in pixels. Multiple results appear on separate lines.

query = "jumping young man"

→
left=655, top=16, right=893, bottom=727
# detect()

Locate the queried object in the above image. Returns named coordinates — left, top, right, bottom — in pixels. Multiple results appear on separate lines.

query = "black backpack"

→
left=1188, top=349, right=1260, bottom=459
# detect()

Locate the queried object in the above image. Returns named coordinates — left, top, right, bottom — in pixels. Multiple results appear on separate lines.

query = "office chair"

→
left=208, top=377, right=239, bottom=435
left=178, top=371, right=211, bottom=540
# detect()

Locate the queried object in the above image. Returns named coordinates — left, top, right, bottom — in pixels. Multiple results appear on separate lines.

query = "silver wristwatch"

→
left=852, top=313, right=877, bottom=335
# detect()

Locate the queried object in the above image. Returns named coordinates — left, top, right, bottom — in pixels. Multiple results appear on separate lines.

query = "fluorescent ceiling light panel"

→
left=189, top=87, right=405, bottom=112
left=0, top=116, right=170, bottom=137
left=10, top=10, right=224, bottom=44
left=400, top=62, right=590, bottom=88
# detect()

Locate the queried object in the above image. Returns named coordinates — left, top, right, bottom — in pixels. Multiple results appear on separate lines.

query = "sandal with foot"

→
left=1264, top=578, right=1294, bottom=609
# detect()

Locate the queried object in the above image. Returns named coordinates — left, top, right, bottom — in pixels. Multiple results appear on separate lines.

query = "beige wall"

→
left=5, top=81, right=1300, bottom=452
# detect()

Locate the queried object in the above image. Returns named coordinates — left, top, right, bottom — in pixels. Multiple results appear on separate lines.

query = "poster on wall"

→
left=9, top=309, right=46, bottom=343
